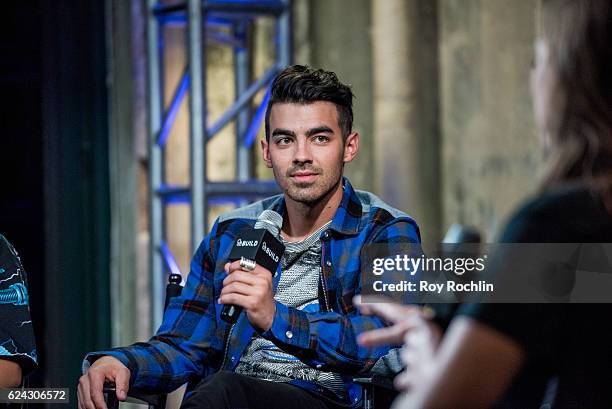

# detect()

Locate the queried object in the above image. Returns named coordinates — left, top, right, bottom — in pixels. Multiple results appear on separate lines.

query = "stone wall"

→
left=439, top=0, right=539, bottom=240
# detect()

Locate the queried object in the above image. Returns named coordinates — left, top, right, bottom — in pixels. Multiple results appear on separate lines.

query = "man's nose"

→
left=293, top=139, right=313, bottom=164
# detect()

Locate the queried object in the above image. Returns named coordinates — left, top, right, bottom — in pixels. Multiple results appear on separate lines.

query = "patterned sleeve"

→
left=83, top=219, right=221, bottom=393
left=0, top=234, right=38, bottom=376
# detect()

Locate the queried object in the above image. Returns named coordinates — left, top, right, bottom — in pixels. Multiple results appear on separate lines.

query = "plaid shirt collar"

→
left=267, top=177, right=362, bottom=236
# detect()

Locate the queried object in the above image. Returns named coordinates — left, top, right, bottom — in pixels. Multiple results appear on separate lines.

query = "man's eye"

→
left=276, top=137, right=292, bottom=145
left=313, top=135, right=329, bottom=143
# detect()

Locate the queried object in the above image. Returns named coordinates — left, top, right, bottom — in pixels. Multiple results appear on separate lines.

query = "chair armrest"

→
left=353, top=374, right=395, bottom=391
left=103, top=383, right=119, bottom=409
left=354, top=375, right=398, bottom=409
left=103, top=382, right=166, bottom=408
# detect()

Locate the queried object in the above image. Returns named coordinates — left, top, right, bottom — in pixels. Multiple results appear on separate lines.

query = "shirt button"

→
left=231, top=356, right=236, bottom=362
left=316, top=364, right=323, bottom=369
left=322, top=230, right=331, bottom=240
left=285, top=330, right=293, bottom=339
left=325, top=260, right=332, bottom=267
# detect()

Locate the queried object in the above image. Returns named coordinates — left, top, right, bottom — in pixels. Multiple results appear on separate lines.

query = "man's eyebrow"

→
left=305, top=126, right=334, bottom=137
left=271, top=128, right=296, bottom=138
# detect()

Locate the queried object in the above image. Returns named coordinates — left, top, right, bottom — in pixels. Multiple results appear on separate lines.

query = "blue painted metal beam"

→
left=157, top=181, right=281, bottom=204
left=243, top=84, right=271, bottom=148
left=159, top=240, right=183, bottom=276
left=207, top=64, right=280, bottom=140
left=153, top=0, right=288, bottom=17
left=157, top=67, right=190, bottom=147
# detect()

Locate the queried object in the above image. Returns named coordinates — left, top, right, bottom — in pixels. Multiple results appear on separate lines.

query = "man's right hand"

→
left=78, top=356, right=130, bottom=409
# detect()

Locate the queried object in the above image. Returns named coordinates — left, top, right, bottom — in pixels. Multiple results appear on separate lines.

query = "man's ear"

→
left=261, top=138, right=273, bottom=168
left=343, top=132, right=360, bottom=163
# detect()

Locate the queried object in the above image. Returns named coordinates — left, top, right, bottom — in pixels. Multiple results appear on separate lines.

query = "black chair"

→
left=354, top=350, right=401, bottom=409
left=104, top=273, right=182, bottom=409
left=353, top=375, right=396, bottom=409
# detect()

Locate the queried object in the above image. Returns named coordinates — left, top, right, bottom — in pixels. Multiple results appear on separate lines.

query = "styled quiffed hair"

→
left=264, top=65, right=354, bottom=141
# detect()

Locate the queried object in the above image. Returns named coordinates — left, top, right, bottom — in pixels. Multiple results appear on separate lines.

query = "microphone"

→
left=220, top=210, right=285, bottom=323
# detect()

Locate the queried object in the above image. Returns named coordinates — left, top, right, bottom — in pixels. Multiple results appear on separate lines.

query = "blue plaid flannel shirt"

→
left=85, top=178, right=420, bottom=407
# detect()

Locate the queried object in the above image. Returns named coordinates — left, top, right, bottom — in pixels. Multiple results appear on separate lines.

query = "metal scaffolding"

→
left=146, top=0, right=292, bottom=325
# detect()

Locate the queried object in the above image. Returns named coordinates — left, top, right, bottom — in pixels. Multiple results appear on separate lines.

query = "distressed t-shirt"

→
left=235, top=221, right=346, bottom=399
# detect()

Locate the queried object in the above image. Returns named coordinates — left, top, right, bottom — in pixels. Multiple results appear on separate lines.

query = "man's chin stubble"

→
left=287, top=181, right=340, bottom=206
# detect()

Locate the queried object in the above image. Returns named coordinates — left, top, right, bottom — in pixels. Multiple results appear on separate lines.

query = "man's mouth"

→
left=290, top=171, right=318, bottom=182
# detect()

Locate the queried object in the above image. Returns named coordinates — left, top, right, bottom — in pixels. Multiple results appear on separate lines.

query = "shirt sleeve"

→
left=260, top=218, right=421, bottom=375
left=0, top=235, right=38, bottom=376
left=83, top=220, right=222, bottom=393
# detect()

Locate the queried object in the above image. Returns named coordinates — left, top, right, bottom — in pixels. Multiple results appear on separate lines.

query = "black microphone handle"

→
left=220, top=257, right=256, bottom=324
left=220, top=302, right=242, bottom=324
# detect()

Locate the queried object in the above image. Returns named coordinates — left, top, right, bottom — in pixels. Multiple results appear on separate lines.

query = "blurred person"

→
left=78, top=65, right=421, bottom=409
left=0, top=234, right=37, bottom=388
left=357, top=0, right=612, bottom=407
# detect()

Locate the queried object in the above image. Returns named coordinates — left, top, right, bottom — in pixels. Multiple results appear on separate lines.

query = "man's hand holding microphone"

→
left=219, top=258, right=276, bottom=332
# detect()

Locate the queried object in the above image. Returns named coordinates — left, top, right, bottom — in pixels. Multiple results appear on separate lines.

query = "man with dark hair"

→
left=79, top=65, right=420, bottom=409
left=264, top=65, right=354, bottom=140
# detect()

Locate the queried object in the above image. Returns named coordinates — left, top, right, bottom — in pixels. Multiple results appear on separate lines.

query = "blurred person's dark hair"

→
left=538, top=0, right=612, bottom=199
left=264, top=65, right=354, bottom=141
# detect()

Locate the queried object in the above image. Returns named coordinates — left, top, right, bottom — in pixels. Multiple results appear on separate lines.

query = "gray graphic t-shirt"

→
left=235, top=221, right=345, bottom=397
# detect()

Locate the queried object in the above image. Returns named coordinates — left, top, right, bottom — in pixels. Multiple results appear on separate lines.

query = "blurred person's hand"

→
left=354, top=296, right=442, bottom=392
left=354, top=295, right=423, bottom=347
left=78, top=356, right=130, bottom=409
left=394, top=313, right=442, bottom=391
